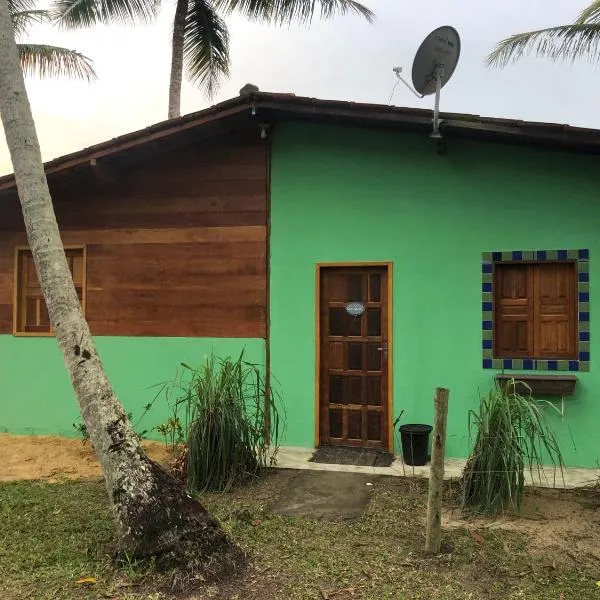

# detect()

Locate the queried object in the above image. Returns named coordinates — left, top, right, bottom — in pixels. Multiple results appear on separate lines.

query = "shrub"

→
left=156, top=352, right=284, bottom=493
left=461, top=379, right=564, bottom=515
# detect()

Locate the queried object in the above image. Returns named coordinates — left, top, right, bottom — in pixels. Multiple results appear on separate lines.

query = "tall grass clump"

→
left=461, top=379, right=564, bottom=516
left=156, top=351, right=284, bottom=493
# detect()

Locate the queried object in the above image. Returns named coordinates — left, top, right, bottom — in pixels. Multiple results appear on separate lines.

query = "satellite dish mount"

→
left=392, top=26, right=461, bottom=140
left=431, top=63, right=444, bottom=138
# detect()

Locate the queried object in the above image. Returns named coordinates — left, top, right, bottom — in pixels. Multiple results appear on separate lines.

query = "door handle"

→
left=377, top=342, right=388, bottom=360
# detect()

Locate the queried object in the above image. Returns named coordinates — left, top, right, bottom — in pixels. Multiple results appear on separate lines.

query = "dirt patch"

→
left=268, top=470, right=378, bottom=520
left=0, top=433, right=174, bottom=482
left=443, top=486, right=600, bottom=567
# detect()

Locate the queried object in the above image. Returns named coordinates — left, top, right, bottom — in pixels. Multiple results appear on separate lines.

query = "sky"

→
left=1, top=0, right=599, bottom=175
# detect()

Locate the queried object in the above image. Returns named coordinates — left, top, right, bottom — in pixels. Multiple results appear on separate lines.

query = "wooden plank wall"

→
left=0, top=131, right=268, bottom=338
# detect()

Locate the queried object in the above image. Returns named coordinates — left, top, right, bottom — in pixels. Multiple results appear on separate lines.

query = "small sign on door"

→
left=345, top=302, right=365, bottom=317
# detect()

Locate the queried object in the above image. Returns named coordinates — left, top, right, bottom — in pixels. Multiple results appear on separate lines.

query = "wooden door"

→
left=319, top=266, right=390, bottom=449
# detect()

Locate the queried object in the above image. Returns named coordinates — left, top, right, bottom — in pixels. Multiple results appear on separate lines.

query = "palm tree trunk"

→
left=0, top=0, right=240, bottom=569
left=168, top=0, right=188, bottom=119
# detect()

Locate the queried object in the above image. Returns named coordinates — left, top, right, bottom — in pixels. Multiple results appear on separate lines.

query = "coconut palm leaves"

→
left=52, top=0, right=373, bottom=117
left=54, top=0, right=160, bottom=27
left=489, top=0, right=600, bottom=66
left=214, top=0, right=374, bottom=25
left=18, top=43, right=96, bottom=79
left=167, top=0, right=229, bottom=118
left=183, top=0, right=229, bottom=97
left=11, top=7, right=47, bottom=35
left=10, top=0, right=96, bottom=80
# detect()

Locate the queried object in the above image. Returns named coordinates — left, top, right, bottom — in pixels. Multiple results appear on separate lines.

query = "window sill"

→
left=495, top=373, right=578, bottom=397
left=13, top=331, right=54, bottom=337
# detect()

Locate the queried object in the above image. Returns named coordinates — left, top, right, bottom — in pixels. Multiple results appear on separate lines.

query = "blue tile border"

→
left=482, top=249, right=590, bottom=373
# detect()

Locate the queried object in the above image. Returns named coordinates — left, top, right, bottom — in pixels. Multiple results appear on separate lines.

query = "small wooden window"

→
left=14, top=247, right=85, bottom=336
left=494, top=262, right=577, bottom=359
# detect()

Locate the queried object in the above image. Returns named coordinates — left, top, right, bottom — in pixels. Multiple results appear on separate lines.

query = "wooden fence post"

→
left=425, top=387, right=450, bottom=554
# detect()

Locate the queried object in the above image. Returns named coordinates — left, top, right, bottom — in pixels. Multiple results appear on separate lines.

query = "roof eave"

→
left=1, top=91, right=599, bottom=193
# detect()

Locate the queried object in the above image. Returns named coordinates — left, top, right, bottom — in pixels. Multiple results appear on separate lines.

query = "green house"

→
left=1, top=91, right=598, bottom=467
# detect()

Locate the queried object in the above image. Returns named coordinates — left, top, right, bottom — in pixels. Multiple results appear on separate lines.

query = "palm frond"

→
left=8, top=0, right=36, bottom=15
left=214, top=0, right=374, bottom=26
left=183, top=0, right=230, bottom=98
left=18, top=44, right=98, bottom=81
left=53, top=0, right=160, bottom=29
left=577, top=0, right=600, bottom=24
left=11, top=10, right=51, bottom=39
left=488, top=23, right=600, bottom=67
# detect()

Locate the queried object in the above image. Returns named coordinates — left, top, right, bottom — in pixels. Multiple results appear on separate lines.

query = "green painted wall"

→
left=0, top=336, right=264, bottom=438
left=270, top=122, right=600, bottom=467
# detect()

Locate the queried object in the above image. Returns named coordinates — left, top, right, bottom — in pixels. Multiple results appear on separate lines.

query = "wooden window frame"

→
left=482, top=249, right=589, bottom=372
left=13, top=245, right=87, bottom=337
left=314, top=262, right=394, bottom=452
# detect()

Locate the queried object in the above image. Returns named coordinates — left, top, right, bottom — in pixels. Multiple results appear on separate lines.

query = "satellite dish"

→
left=412, top=26, right=461, bottom=96
left=391, top=26, right=461, bottom=140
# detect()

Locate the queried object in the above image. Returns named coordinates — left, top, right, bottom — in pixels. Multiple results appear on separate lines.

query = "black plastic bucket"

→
left=399, top=424, right=432, bottom=466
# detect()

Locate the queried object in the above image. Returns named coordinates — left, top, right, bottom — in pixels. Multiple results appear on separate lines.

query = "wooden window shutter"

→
left=18, top=251, right=50, bottom=333
left=15, top=248, right=85, bottom=335
left=494, top=264, right=534, bottom=357
left=533, top=262, right=577, bottom=359
left=494, top=261, right=577, bottom=359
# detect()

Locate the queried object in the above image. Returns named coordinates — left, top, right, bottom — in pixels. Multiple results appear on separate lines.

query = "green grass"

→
left=0, top=473, right=598, bottom=599
left=0, top=480, right=113, bottom=599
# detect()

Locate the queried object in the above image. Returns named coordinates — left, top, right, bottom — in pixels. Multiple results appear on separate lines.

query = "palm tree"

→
left=53, top=0, right=374, bottom=118
left=10, top=0, right=96, bottom=80
left=0, top=0, right=238, bottom=567
left=489, top=0, right=600, bottom=67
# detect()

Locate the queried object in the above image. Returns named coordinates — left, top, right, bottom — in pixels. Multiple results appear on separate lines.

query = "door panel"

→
left=319, top=266, right=389, bottom=449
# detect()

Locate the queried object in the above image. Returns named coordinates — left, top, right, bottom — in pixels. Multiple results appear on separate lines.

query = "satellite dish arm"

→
left=392, top=67, right=424, bottom=99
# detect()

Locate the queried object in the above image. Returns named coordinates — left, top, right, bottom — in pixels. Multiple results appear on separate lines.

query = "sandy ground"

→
left=0, top=433, right=174, bottom=482
left=444, top=486, right=600, bottom=566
